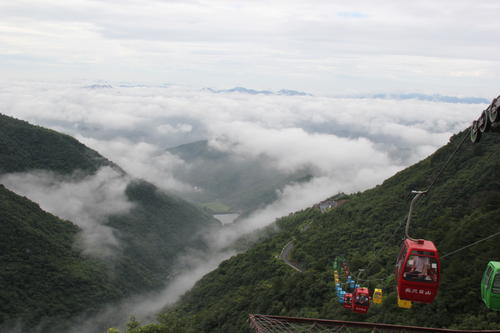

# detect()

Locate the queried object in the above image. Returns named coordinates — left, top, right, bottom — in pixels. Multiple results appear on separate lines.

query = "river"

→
left=213, top=213, right=240, bottom=225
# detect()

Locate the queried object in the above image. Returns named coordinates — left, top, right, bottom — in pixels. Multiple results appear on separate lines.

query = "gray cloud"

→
left=0, top=167, right=133, bottom=257
left=0, top=81, right=481, bottom=195
left=77, top=136, right=196, bottom=193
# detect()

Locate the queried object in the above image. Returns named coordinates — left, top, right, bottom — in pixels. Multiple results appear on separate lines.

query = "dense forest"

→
left=121, top=129, right=500, bottom=332
left=0, top=114, right=116, bottom=175
left=0, top=114, right=221, bottom=332
left=0, top=184, right=126, bottom=329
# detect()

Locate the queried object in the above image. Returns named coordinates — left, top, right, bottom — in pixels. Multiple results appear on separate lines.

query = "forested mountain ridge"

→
left=166, top=140, right=312, bottom=214
left=0, top=113, right=221, bottom=332
left=0, top=185, right=126, bottom=330
left=0, top=114, right=116, bottom=175
left=127, top=129, right=500, bottom=332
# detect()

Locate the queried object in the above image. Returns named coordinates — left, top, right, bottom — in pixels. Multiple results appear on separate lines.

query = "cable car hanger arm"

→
left=405, top=190, right=427, bottom=241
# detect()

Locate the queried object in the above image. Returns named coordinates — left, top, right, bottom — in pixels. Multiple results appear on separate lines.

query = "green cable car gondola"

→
left=481, top=261, right=500, bottom=311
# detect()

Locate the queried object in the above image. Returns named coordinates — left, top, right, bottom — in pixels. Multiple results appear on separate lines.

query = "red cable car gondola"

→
left=351, top=287, right=370, bottom=313
left=343, top=293, right=353, bottom=309
left=396, top=238, right=440, bottom=303
left=395, top=191, right=441, bottom=303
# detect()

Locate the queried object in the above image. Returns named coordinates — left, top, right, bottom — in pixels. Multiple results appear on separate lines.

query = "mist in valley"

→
left=0, top=81, right=485, bottom=331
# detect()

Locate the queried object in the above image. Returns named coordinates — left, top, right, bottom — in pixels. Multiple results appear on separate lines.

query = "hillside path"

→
left=279, top=241, right=303, bottom=272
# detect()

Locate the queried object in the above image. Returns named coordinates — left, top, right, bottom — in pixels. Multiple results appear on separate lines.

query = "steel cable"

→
left=441, top=231, right=500, bottom=259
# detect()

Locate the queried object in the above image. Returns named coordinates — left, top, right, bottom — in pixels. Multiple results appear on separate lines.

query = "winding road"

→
left=279, top=241, right=303, bottom=272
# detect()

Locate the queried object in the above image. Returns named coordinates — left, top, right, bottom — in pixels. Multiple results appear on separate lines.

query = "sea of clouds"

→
left=1, top=81, right=479, bottom=192
left=0, top=80, right=484, bottom=330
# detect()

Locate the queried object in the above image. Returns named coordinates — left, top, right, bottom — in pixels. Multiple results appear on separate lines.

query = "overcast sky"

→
left=1, top=0, right=500, bottom=96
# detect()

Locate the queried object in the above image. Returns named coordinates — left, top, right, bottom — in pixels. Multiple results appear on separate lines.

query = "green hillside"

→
left=0, top=114, right=115, bottom=174
left=0, top=184, right=124, bottom=330
left=0, top=114, right=221, bottom=331
left=107, top=179, right=221, bottom=289
left=128, top=130, right=500, bottom=332
left=167, top=140, right=312, bottom=214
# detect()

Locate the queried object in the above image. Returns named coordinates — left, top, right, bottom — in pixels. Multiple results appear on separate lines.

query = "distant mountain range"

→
left=82, top=83, right=170, bottom=89
left=204, top=86, right=312, bottom=96
left=83, top=83, right=113, bottom=89
left=81, top=83, right=489, bottom=104
left=82, top=83, right=311, bottom=96
left=348, top=93, right=490, bottom=104
left=82, top=83, right=310, bottom=96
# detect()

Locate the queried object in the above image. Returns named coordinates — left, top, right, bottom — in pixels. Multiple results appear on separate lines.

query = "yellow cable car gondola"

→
left=397, top=296, right=412, bottom=309
left=372, top=288, right=383, bottom=304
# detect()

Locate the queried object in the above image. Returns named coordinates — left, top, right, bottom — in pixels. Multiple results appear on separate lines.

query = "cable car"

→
left=395, top=238, right=440, bottom=303
left=343, top=293, right=353, bottom=309
left=397, top=296, right=412, bottom=309
left=342, top=264, right=350, bottom=277
left=334, top=271, right=340, bottom=284
left=481, top=261, right=500, bottom=310
left=337, top=290, right=346, bottom=304
left=351, top=287, right=370, bottom=313
left=372, top=288, right=383, bottom=304
left=349, top=279, right=356, bottom=290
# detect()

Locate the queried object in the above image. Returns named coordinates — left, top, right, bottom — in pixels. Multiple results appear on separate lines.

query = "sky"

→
left=1, top=0, right=500, bottom=96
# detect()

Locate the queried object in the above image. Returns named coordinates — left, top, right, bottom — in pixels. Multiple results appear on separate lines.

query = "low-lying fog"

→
left=0, top=81, right=483, bottom=331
